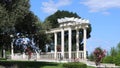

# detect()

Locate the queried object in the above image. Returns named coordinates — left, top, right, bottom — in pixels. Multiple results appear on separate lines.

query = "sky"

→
left=30, top=0, right=120, bottom=54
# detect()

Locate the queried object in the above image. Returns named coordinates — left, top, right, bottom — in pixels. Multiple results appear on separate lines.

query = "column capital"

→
left=81, top=24, right=89, bottom=30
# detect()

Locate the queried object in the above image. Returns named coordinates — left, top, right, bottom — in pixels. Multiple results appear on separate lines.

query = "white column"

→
left=83, top=28, right=87, bottom=59
left=3, top=49, right=5, bottom=58
left=11, top=39, right=14, bottom=59
left=36, top=53, right=39, bottom=60
left=61, top=29, right=64, bottom=59
left=54, top=32, right=57, bottom=59
left=76, top=29, right=79, bottom=58
left=23, top=52, right=25, bottom=59
left=68, top=28, right=72, bottom=60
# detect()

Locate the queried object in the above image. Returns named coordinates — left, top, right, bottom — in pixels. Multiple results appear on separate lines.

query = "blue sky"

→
left=30, top=0, right=120, bottom=54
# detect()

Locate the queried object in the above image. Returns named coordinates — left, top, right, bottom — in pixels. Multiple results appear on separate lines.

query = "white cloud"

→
left=80, top=0, right=120, bottom=13
left=41, top=0, right=72, bottom=14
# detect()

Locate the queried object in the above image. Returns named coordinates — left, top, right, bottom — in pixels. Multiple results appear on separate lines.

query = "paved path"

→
left=84, top=60, right=120, bottom=68
left=36, top=59, right=120, bottom=67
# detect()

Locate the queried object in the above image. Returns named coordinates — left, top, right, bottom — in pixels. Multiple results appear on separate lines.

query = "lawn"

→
left=42, top=65, right=95, bottom=68
left=0, top=60, right=95, bottom=68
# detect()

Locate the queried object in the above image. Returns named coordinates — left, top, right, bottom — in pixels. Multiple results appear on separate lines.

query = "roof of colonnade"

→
left=46, top=17, right=90, bottom=33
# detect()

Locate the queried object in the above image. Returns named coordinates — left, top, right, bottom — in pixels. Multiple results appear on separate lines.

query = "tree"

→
left=44, top=10, right=80, bottom=28
left=110, top=47, right=117, bottom=57
left=15, top=11, right=38, bottom=34
left=102, top=42, right=120, bottom=64
left=0, top=0, right=30, bottom=34
left=44, top=10, right=92, bottom=51
left=0, top=0, right=45, bottom=57
left=88, top=53, right=94, bottom=61
left=117, top=42, right=120, bottom=54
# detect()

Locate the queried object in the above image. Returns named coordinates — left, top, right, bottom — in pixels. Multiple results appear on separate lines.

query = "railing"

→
left=11, top=53, right=37, bottom=60
left=40, top=52, right=54, bottom=59
left=11, top=51, right=84, bottom=60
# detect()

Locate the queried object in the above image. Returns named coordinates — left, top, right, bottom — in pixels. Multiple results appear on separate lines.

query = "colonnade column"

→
left=61, top=28, right=64, bottom=59
left=76, top=29, right=79, bottom=58
left=11, top=39, right=14, bottom=59
left=83, top=27, right=87, bottom=59
left=68, top=27, right=72, bottom=59
left=54, top=32, right=57, bottom=59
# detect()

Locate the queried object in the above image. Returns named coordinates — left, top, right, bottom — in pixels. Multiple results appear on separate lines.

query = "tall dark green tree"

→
left=0, top=0, right=30, bottom=34
left=44, top=10, right=92, bottom=51
left=15, top=11, right=38, bottom=34
left=44, top=10, right=80, bottom=28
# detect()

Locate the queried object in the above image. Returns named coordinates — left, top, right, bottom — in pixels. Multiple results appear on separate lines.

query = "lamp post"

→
left=10, top=34, right=14, bottom=59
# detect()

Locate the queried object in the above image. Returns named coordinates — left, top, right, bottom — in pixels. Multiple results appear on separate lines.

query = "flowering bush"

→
left=93, top=47, right=106, bottom=66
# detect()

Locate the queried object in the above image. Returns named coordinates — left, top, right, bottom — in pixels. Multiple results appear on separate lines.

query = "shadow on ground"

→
left=0, top=61, right=59, bottom=68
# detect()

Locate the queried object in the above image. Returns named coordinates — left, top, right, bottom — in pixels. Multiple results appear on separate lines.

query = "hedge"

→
left=63, top=62, right=87, bottom=68
left=0, top=61, right=59, bottom=68
left=0, top=58, right=7, bottom=60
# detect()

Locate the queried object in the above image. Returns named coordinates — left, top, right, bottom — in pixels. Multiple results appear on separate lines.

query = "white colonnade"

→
left=46, top=17, right=90, bottom=60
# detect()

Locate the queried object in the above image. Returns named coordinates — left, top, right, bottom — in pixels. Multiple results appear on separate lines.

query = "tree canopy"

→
left=44, top=10, right=81, bottom=29
left=14, top=11, right=38, bottom=34
left=0, top=0, right=30, bottom=34
left=0, top=0, right=46, bottom=54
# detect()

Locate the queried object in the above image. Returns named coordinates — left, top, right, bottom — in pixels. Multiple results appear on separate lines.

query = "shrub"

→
left=102, top=56, right=113, bottom=63
left=113, top=54, right=120, bottom=66
left=93, top=47, right=106, bottom=66
left=63, top=62, right=87, bottom=68
left=0, top=58, right=7, bottom=60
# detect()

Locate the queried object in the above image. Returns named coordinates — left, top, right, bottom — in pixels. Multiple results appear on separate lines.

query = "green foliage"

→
left=0, top=0, right=30, bottom=54
left=0, top=0, right=30, bottom=33
left=63, top=62, right=87, bottom=68
left=42, top=20, right=52, bottom=30
left=117, top=42, right=120, bottom=54
left=0, top=61, right=94, bottom=68
left=103, top=42, right=120, bottom=66
left=113, top=54, right=120, bottom=66
left=15, top=11, right=39, bottom=34
left=0, top=58, right=6, bottom=60
left=88, top=53, right=94, bottom=61
left=102, top=56, right=113, bottom=63
left=45, top=10, right=80, bottom=28
left=0, top=61, right=59, bottom=68
left=110, top=47, right=117, bottom=56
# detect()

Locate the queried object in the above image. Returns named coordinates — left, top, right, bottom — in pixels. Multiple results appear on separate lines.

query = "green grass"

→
left=42, top=66, right=95, bottom=68
left=42, top=65, right=95, bottom=68
left=0, top=60, right=95, bottom=68
left=87, top=66, right=95, bottom=68
left=42, top=64, right=63, bottom=68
